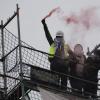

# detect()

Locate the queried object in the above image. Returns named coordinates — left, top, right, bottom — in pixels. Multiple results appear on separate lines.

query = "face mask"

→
left=54, top=37, right=64, bottom=50
left=55, top=36, right=63, bottom=42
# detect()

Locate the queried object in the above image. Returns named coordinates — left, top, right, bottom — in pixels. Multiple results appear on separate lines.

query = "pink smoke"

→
left=63, top=7, right=100, bottom=30
left=64, top=14, right=79, bottom=24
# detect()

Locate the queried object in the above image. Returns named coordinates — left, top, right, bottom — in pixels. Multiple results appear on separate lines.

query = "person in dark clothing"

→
left=41, top=18, right=70, bottom=89
left=84, top=49, right=100, bottom=98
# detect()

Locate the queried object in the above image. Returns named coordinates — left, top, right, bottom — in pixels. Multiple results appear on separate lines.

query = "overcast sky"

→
left=0, top=0, right=100, bottom=54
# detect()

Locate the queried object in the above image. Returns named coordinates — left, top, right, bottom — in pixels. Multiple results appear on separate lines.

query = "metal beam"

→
left=16, top=4, right=26, bottom=100
left=1, top=20, right=7, bottom=100
left=3, top=12, right=17, bottom=28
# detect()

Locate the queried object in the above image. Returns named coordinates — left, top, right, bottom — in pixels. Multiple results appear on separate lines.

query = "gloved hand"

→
left=41, top=18, right=45, bottom=24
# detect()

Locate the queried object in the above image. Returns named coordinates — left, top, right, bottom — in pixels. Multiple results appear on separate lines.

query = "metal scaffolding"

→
left=0, top=4, right=51, bottom=100
left=0, top=4, right=100, bottom=100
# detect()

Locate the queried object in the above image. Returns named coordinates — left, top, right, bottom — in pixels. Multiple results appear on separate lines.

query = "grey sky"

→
left=0, top=0, right=100, bottom=54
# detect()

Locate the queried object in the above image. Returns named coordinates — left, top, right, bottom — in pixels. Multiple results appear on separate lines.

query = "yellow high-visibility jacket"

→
left=49, top=43, right=70, bottom=59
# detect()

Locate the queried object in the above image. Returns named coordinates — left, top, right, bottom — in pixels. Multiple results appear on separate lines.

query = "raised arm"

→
left=41, top=19, right=54, bottom=45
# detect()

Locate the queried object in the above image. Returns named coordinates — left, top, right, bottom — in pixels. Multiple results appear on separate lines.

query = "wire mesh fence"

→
left=28, top=90, right=42, bottom=100
left=0, top=76, right=4, bottom=89
left=0, top=28, right=50, bottom=99
left=21, top=46, right=50, bottom=74
left=3, top=28, right=18, bottom=56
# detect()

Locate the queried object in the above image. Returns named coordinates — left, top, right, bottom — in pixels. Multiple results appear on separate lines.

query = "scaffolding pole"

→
left=16, top=4, right=25, bottom=100
left=1, top=20, right=7, bottom=100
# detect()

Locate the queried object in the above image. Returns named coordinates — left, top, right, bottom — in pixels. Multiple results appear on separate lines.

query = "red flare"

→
left=44, top=7, right=60, bottom=19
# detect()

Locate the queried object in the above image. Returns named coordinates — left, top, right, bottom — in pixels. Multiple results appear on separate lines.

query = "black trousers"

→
left=83, top=65, right=98, bottom=98
left=50, top=57, right=68, bottom=89
left=84, top=77, right=98, bottom=98
left=69, top=75, right=84, bottom=94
